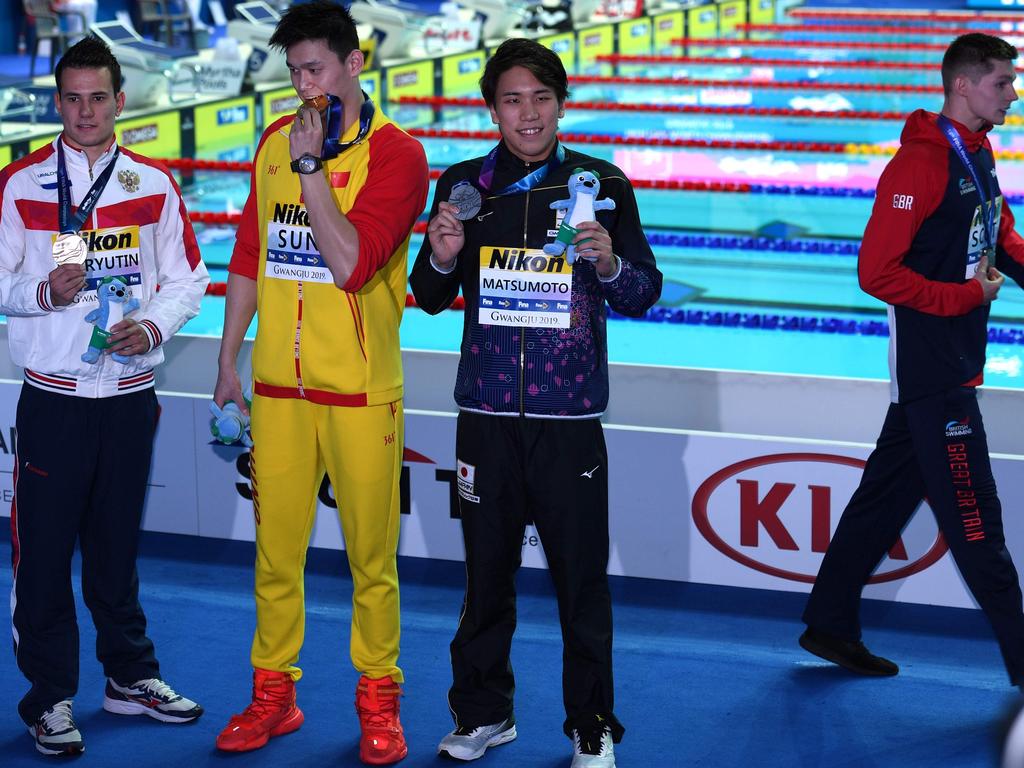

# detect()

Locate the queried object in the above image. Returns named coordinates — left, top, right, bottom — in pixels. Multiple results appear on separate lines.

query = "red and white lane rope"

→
left=596, top=54, right=938, bottom=70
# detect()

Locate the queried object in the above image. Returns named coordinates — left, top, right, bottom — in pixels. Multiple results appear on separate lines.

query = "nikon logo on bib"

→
left=264, top=200, right=331, bottom=283
left=68, top=225, right=143, bottom=301
left=478, top=246, right=572, bottom=328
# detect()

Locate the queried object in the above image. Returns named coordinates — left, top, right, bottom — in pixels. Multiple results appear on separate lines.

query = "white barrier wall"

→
left=0, top=379, right=1022, bottom=610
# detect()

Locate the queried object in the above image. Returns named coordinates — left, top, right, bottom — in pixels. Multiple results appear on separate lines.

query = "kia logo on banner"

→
left=692, top=453, right=948, bottom=584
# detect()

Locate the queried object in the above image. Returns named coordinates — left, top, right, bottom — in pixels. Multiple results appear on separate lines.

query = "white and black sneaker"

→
left=571, top=725, right=615, bottom=768
left=438, top=716, right=517, bottom=760
left=103, top=678, right=203, bottom=723
left=29, top=699, right=84, bottom=756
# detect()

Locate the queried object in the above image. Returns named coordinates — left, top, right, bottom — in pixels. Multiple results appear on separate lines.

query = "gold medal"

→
left=52, top=233, right=88, bottom=266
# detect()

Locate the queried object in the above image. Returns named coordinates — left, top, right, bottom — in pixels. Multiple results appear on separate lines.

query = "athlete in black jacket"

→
left=410, top=39, right=661, bottom=768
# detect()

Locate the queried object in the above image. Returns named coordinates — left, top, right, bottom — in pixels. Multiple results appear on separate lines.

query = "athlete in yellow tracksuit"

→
left=213, top=6, right=427, bottom=761
left=239, top=105, right=421, bottom=685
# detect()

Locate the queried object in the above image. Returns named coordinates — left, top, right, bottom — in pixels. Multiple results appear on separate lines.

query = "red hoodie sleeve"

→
left=858, top=143, right=985, bottom=315
left=342, top=125, right=428, bottom=292
left=228, top=185, right=260, bottom=280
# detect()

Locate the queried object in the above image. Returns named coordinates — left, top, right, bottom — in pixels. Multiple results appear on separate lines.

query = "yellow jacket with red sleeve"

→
left=229, top=101, right=428, bottom=406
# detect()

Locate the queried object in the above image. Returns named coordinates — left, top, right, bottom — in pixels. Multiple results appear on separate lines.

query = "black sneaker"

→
left=799, top=628, right=899, bottom=676
left=571, top=724, right=615, bottom=767
left=29, top=700, right=84, bottom=756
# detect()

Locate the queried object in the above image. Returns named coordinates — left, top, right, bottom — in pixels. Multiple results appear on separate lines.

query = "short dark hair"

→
left=480, top=38, right=568, bottom=107
left=269, top=0, right=360, bottom=62
left=55, top=36, right=122, bottom=94
left=942, top=33, right=1018, bottom=94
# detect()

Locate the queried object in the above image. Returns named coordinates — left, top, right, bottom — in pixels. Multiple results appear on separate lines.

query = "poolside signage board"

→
left=750, top=0, right=775, bottom=25
left=441, top=51, right=486, bottom=97
left=2, top=376, right=1018, bottom=612
left=0, top=388, right=16, bottom=515
left=360, top=72, right=382, bottom=101
left=686, top=5, right=718, bottom=40
left=652, top=11, right=683, bottom=52
left=387, top=61, right=435, bottom=102
left=191, top=404, right=1024, bottom=608
left=195, top=97, right=256, bottom=152
left=691, top=452, right=949, bottom=585
left=617, top=19, right=652, bottom=56
left=578, top=24, right=615, bottom=65
left=261, top=87, right=300, bottom=130
left=538, top=33, right=576, bottom=69
left=116, top=111, right=182, bottom=159
left=717, top=0, right=747, bottom=34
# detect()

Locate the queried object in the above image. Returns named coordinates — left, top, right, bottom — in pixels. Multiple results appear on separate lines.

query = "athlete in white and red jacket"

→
left=0, top=37, right=207, bottom=759
left=0, top=135, right=208, bottom=397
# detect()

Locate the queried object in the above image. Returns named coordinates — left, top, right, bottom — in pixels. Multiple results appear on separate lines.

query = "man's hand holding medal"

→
left=291, top=94, right=329, bottom=163
left=427, top=181, right=482, bottom=270
left=49, top=233, right=87, bottom=307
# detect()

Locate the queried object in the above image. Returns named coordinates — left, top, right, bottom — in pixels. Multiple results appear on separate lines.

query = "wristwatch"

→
left=290, top=154, right=323, bottom=174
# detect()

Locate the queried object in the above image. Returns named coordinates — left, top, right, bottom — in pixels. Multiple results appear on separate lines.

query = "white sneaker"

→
left=103, top=678, right=204, bottom=723
left=437, top=716, right=517, bottom=760
left=571, top=725, right=615, bottom=767
left=29, top=699, right=84, bottom=756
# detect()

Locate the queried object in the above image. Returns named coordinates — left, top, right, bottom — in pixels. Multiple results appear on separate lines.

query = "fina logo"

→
left=691, top=452, right=948, bottom=583
left=959, top=177, right=977, bottom=196
left=945, top=418, right=973, bottom=438
left=217, top=105, right=249, bottom=126
left=552, top=39, right=570, bottom=53
left=458, top=58, right=481, bottom=75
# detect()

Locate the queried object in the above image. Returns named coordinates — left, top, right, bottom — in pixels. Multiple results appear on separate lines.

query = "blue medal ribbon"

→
left=321, top=92, right=375, bottom=160
left=477, top=142, right=566, bottom=196
left=937, top=114, right=999, bottom=267
left=56, top=138, right=120, bottom=235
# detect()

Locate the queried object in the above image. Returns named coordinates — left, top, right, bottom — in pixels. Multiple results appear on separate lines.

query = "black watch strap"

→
left=290, top=154, right=323, bottom=174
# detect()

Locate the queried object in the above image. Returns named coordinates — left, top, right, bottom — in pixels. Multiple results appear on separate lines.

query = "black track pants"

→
left=11, top=385, right=160, bottom=725
left=804, top=386, right=1024, bottom=684
left=447, top=411, right=624, bottom=741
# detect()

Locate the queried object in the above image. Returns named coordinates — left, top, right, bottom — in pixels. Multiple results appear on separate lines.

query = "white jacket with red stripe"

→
left=0, top=136, right=209, bottom=398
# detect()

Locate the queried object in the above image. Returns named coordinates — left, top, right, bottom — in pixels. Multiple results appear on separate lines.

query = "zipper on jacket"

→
left=519, top=190, right=529, bottom=416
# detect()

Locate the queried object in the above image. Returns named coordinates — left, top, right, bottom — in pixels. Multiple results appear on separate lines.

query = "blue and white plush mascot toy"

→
left=82, top=276, right=140, bottom=364
left=544, top=168, right=616, bottom=264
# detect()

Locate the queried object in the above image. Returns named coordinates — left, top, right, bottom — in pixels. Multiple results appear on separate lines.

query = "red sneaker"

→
left=216, top=669, right=304, bottom=752
left=355, top=675, right=408, bottom=764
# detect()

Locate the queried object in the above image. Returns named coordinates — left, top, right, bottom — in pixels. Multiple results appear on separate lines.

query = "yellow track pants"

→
left=248, top=395, right=404, bottom=682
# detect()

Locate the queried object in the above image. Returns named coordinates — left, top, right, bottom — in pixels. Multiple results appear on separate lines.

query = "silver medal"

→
left=981, top=247, right=996, bottom=271
left=52, top=233, right=88, bottom=266
left=447, top=181, right=482, bottom=221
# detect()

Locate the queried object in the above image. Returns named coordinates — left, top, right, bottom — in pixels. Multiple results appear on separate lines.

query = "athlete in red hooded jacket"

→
left=801, top=33, right=1024, bottom=686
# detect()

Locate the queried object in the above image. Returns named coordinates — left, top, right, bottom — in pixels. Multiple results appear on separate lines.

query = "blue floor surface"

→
left=0, top=528, right=1019, bottom=767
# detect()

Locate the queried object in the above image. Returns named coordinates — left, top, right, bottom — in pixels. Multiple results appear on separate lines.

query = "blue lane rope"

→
left=608, top=306, right=1024, bottom=345
left=648, top=232, right=861, bottom=254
